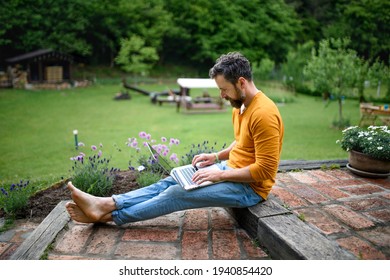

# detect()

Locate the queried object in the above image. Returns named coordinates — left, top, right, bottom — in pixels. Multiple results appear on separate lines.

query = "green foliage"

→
left=0, top=218, right=14, bottom=233
left=337, top=126, right=390, bottom=161
left=136, top=171, right=162, bottom=187
left=320, top=164, right=340, bottom=170
left=116, top=35, right=159, bottom=76
left=70, top=145, right=118, bottom=197
left=368, top=60, right=390, bottom=98
left=281, top=41, right=315, bottom=92
left=297, top=212, right=306, bottom=222
left=304, top=38, right=361, bottom=128
left=324, top=0, right=390, bottom=62
left=304, top=38, right=358, bottom=97
left=162, top=0, right=301, bottom=67
left=1, top=0, right=389, bottom=71
left=0, top=180, right=33, bottom=217
left=180, top=141, right=227, bottom=165
left=0, top=0, right=91, bottom=55
left=252, top=58, right=275, bottom=80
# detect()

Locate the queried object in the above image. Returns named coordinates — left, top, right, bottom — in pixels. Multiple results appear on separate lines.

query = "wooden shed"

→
left=5, top=49, right=73, bottom=86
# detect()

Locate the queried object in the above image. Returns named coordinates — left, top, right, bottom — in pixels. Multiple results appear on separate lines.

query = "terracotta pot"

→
left=349, top=150, right=390, bottom=174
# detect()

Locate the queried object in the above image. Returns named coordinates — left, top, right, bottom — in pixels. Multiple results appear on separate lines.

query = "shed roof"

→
left=6, top=49, right=73, bottom=63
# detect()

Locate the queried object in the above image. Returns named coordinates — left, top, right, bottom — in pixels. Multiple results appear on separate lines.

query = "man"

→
left=66, top=52, right=284, bottom=225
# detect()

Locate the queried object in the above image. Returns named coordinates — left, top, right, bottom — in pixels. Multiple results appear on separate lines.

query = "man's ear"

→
left=237, top=77, right=246, bottom=89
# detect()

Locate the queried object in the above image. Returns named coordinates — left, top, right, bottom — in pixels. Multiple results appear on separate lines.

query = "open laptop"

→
left=146, top=143, right=222, bottom=191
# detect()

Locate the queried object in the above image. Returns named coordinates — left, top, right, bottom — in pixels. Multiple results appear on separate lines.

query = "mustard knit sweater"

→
left=227, top=91, right=284, bottom=199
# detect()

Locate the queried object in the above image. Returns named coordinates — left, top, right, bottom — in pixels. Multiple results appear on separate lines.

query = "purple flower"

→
left=139, top=131, right=147, bottom=138
left=98, top=150, right=102, bottom=158
left=170, top=153, right=179, bottom=164
left=161, top=137, right=167, bottom=142
left=91, top=145, right=97, bottom=151
left=1, top=188, right=8, bottom=196
left=169, top=138, right=180, bottom=146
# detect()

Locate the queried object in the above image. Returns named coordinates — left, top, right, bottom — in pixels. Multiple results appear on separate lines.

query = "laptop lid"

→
left=146, top=142, right=173, bottom=175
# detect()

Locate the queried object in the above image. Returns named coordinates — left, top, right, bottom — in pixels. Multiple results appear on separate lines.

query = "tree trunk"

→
left=338, top=97, right=343, bottom=127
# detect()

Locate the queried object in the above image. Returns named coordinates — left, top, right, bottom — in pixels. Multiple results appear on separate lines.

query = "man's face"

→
left=215, top=75, right=245, bottom=109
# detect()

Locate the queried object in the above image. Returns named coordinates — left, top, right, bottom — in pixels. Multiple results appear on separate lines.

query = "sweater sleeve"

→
left=248, top=109, right=283, bottom=182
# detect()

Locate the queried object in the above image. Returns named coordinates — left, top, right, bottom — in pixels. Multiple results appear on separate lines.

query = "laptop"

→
left=146, top=143, right=222, bottom=191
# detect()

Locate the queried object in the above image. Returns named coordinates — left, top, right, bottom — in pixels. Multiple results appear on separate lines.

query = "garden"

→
left=0, top=76, right=382, bottom=222
left=0, top=0, right=389, bottom=227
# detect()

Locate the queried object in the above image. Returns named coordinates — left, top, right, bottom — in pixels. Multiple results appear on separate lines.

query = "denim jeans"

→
left=111, top=161, right=262, bottom=225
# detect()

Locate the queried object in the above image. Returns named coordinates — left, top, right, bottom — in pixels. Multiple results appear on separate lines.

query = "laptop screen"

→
left=146, top=143, right=173, bottom=175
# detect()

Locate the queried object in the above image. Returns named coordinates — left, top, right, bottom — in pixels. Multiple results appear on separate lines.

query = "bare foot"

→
left=67, top=181, right=116, bottom=222
left=66, top=202, right=96, bottom=223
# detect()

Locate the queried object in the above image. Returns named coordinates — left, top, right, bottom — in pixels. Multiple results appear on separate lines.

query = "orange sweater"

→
left=227, top=91, right=284, bottom=199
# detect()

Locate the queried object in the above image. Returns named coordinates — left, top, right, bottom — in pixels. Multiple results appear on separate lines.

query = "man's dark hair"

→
left=209, top=52, right=252, bottom=84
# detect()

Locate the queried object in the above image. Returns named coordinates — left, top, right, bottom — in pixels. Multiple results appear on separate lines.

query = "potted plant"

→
left=337, top=125, right=390, bottom=177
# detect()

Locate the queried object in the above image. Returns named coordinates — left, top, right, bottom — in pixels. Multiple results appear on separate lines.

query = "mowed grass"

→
left=0, top=80, right=363, bottom=185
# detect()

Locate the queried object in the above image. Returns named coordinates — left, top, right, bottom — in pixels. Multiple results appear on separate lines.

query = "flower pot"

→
left=348, top=150, right=390, bottom=177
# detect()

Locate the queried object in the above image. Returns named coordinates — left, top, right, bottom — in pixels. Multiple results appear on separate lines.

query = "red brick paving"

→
left=48, top=208, right=268, bottom=260
left=272, top=168, right=390, bottom=260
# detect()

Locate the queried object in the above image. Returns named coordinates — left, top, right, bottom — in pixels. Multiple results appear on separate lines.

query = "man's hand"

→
left=191, top=153, right=217, bottom=168
left=192, top=167, right=223, bottom=185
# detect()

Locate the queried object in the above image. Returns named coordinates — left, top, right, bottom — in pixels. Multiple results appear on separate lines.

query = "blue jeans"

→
left=111, top=161, right=262, bottom=225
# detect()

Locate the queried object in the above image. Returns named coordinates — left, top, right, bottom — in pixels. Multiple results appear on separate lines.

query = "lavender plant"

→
left=180, top=140, right=227, bottom=165
left=0, top=180, right=32, bottom=217
left=70, top=144, right=119, bottom=196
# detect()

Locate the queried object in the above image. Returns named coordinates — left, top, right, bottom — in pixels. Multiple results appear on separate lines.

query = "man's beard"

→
left=226, top=86, right=245, bottom=109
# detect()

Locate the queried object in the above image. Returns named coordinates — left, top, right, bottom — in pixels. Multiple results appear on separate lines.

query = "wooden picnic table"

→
left=359, top=103, right=390, bottom=126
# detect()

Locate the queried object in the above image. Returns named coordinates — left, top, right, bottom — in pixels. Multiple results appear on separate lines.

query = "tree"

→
left=303, top=38, right=359, bottom=128
left=162, top=0, right=301, bottom=69
left=324, top=0, right=390, bottom=63
left=115, top=35, right=158, bottom=76
left=281, top=41, right=315, bottom=92
left=368, top=60, right=390, bottom=99
left=0, top=0, right=91, bottom=58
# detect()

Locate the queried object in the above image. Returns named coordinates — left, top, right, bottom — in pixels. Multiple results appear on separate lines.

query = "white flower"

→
left=137, top=165, right=145, bottom=172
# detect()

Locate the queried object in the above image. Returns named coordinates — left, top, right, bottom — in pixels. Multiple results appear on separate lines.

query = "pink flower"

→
left=139, top=131, right=147, bottom=138
left=170, top=153, right=179, bottom=164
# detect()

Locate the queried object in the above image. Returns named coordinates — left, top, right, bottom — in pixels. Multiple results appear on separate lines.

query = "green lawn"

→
left=0, top=81, right=364, bottom=185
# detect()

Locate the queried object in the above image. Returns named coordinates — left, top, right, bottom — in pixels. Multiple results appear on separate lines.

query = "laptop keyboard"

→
left=181, top=166, right=196, bottom=184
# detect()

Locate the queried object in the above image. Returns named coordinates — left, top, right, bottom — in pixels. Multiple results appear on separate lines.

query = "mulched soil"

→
left=5, top=170, right=140, bottom=220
